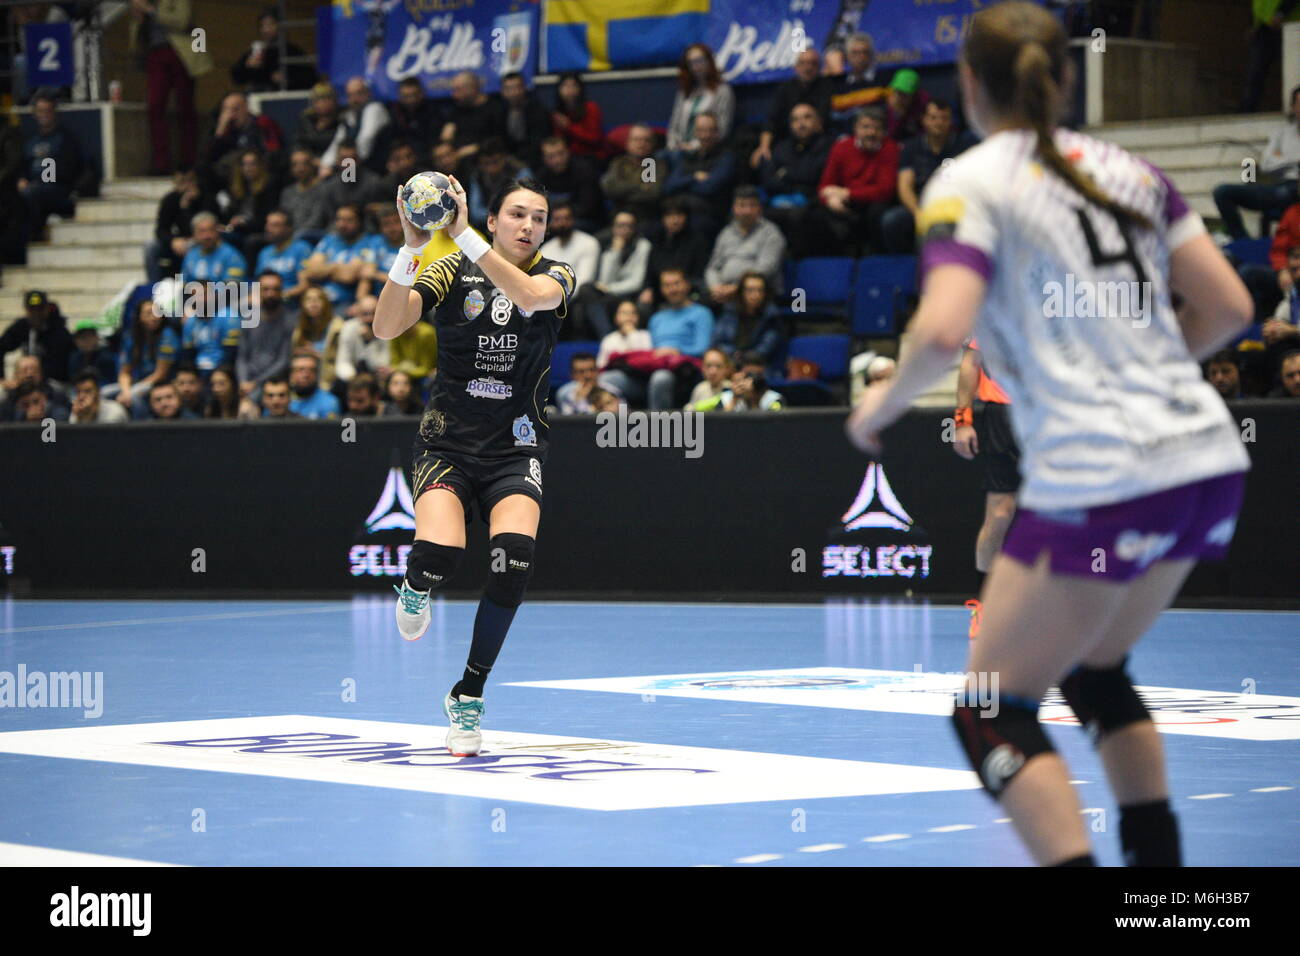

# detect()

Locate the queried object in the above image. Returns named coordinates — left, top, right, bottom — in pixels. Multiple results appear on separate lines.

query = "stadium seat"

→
left=790, top=257, right=856, bottom=315
left=852, top=255, right=918, bottom=335
left=787, top=333, right=850, bottom=382
left=550, top=340, right=601, bottom=391
left=1225, top=237, right=1271, bottom=268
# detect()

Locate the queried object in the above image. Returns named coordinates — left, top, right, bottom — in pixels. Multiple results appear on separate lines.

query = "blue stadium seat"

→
left=1225, top=237, right=1271, bottom=268
left=852, top=255, right=918, bottom=335
left=787, top=333, right=850, bottom=382
left=790, top=257, right=856, bottom=314
left=550, top=340, right=601, bottom=391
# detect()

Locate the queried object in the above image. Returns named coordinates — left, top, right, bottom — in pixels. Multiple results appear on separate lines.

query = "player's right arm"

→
left=1169, top=233, right=1254, bottom=360
left=375, top=189, right=435, bottom=340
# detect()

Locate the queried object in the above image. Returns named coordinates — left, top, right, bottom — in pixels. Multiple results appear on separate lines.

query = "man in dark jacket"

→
left=759, top=103, right=833, bottom=258
left=639, top=200, right=712, bottom=307
left=750, top=48, right=834, bottom=168
left=19, top=92, right=84, bottom=240
left=229, top=9, right=317, bottom=91
left=500, top=72, right=552, bottom=169
left=148, top=166, right=221, bottom=282
left=0, top=291, right=75, bottom=383
left=662, top=111, right=736, bottom=241
left=537, top=136, right=603, bottom=232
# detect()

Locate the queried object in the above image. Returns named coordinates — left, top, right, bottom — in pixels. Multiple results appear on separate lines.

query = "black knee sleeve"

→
left=405, top=539, right=464, bottom=591
left=1059, top=657, right=1150, bottom=744
left=952, top=697, right=1055, bottom=798
left=485, top=533, right=534, bottom=608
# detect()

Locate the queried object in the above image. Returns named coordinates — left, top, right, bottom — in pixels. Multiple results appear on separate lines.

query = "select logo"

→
left=823, top=463, right=933, bottom=581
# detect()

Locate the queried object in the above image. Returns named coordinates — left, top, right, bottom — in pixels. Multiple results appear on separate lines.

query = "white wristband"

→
left=453, top=229, right=491, bottom=262
left=388, top=245, right=421, bottom=286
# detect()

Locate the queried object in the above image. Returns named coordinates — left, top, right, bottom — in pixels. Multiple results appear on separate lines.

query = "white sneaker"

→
left=443, top=692, right=484, bottom=756
left=393, top=580, right=431, bottom=641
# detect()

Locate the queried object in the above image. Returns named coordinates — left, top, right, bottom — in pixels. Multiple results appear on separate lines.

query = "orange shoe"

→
left=964, top=599, right=982, bottom=640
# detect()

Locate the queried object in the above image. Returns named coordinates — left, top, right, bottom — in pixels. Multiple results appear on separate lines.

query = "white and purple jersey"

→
left=916, top=127, right=1250, bottom=511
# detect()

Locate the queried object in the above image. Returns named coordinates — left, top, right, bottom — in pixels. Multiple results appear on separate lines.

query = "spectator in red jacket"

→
left=806, top=106, right=899, bottom=255
left=551, top=72, right=607, bottom=161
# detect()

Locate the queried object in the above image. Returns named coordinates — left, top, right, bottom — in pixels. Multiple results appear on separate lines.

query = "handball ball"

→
left=401, top=171, right=457, bottom=231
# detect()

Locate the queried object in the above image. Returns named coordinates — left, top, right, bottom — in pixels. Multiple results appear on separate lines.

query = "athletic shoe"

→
left=964, top=599, right=982, bottom=640
left=443, top=692, right=484, bottom=756
left=393, top=579, right=431, bottom=641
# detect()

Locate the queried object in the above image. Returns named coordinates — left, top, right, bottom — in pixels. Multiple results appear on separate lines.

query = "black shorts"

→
left=410, top=449, right=544, bottom=521
left=975, top=400, right=1022, bottom=494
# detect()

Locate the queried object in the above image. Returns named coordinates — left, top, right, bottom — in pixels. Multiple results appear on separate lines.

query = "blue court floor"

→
left=0, top=596, right=1296, bottom=867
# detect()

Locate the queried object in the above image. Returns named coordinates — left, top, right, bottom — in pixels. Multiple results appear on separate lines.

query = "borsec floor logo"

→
left=823, top=462, right=933, bottom=581
left=350, top=452, right=417, bottom=578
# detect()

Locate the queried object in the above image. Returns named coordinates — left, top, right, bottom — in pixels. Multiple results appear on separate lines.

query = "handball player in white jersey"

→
left=846, top=1, right=1253, bottom=866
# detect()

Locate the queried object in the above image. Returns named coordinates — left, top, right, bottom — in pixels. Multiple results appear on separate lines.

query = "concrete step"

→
left=1161, top=167, right=1237, bottom=195
left=75, top=198, right=160, bottom=224
left=1, top=264, right=145, bottom=293
left=48, top=219, right=154, bottom=245
left=1091, top=114, right=1278, bottom=149
left=1137, top=141, right=1265, bottom=170
left=25, top=243, right=145, bottom=267
left=100, top=177, right=173, bottom=201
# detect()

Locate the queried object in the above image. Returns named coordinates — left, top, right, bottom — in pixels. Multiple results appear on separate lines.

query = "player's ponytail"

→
left=967, top=1, right=1151, bottom=231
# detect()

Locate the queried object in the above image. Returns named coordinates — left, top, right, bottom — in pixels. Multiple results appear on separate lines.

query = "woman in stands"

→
left=550, top=72, right=606, bottom=161
left=374, top=176, right=576, bottom=758
left=845, top=1, right=1253, bottom=866
left=667, top=44, right=735, bottom=151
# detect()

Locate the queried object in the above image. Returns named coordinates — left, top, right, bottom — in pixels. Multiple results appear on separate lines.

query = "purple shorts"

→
left=1001, top=471, right=1246, bottom=582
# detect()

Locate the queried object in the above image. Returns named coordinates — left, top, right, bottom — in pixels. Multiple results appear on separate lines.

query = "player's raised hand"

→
left=395, top=186, right=431, bottom=248
left=444, top=174, right=471, bottom=238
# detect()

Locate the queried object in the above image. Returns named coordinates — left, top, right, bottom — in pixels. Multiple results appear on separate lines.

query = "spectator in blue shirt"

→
left=103, top=298, right=181, bottom=418
left=599, top=267, right=712, bottom=410
left=67, top=321, right=118, bottom=385
left=711, top=271, right=788, bottom=378
left=182, top=287, right=241, bottom=373
left=301, top=203, right=372, bottom=309
left=148, top=381, right=200, bottom=420
left=360, top=206, right=406, bottom=291
left=288, top=351, right=340, bottom=418
left=181, top=212, right=248, bottom=284
left=662, top=111, right=736, bottom=241
left=255, top=209, right=313, bottom=300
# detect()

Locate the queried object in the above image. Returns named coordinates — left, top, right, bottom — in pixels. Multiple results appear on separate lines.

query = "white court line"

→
left=862, top=833, right=911, bottom=843
left=0, top=605, right=350, bottom=635
left=928, top=824, right=976, bottom=833
left=1249, top=786, right=1293, bottom=792
left=1188, top=793, right=1233, bottom=800
left=735, top=853, right=782, bottom=864
left=0, top=841, right=179, bottom=867
left=798, top=843, right=846, bottom=853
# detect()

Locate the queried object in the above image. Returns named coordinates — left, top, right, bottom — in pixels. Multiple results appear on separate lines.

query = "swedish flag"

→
left=545, top=0, right=711, bottom=72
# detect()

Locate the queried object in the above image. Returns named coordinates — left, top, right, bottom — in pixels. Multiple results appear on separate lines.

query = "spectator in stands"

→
left=230, top=8, right=315, bottom=92
left=345, top=372, right=383, bottom=416
left=555, top=352, right=601, bottom=414
left=537, top=137, right=603, bottom=231
left=551, top=72, right=607, bottom=161
left=259, top=375, right=299, bottom=418
left=130, top=0, right=209, bottom=174
left=711, top=271, right=788, bottom=377
left=10, top=380, right=68, bottom=423
left=359, top=206, right=408, bottom=291
left=752, top=48, right=835, bottom=168
left=693, top=351, right=784, bottom=411
left=881, top=69, right=929, bottom=142
left=319, top=140, right=381, bottom=210
left=18, top=92, right=83, bottom=242
left=440, top=71, right=504, bottom=165
left=640, top=200, right=712, bottom=308
left=280, top=148, right=332, bottom=241
left=147, top=166, right=219, bottom=283
left=704, top=186, right=787, bottom=305
left=1272, top=349, right=1300, bottom=396
left=301, top=203, right=371, bottom=310
left=501, top=72, right=552, bottom=169
left=600, top=124, right=663, bottom=222
left=1240, top=3, right=1300, bottom=113
left=288, top=351, right=340, bottom=418
left=105, top=297, right=179, bottom=415
left=829, top=33, right=882, bottom=131
left=541, top=201, right=600, bottom=291
left=362, top=139, right=420, bottom=217
left=181, top=288, right=240, bottom=377
left=206, top=92, right=283, bottom=188
left=686, top=347, right=732, bottom=408
left=219, top=149, right=282, bottom=259
left=578, top=210, right=652, bottom=339
left=667, top=44, right=735, bottom=151
left=1, top=289, right=74, bottom=383
left=1, top=354, right=67, bottom=420
left=1215, top=85, right=1300, bottom=240
left=68, top=369, right=128, bottom=424
left=295, top=83, right=342, bottom=158
left=335, top=295, right=391, bottom=386
left=292, top=287, right=345, bottom=386
left=148, top=380, right=196, bottom=420
left=1205, top=349, right=1243, bottom=399
left=662, top=111, right=735, bottom=240
left=320, top=77, right=390, bottom=175
left=68, top=322, right=117, bottom=385
left=589, top=386, right=621, bottom=413
left=376, top=77, right=443, bottom=162
left=600, top=267, right=712, bottom=410
left=758, top=103, right=834, bottom=258
left=808, top=106, right=899, bottom=255
left=172, top=363, right=206, bottom=414
left=255, top=210, right=313, bottom=299
left=203, top=364, right=243, bottom=418
left=597, top=299, right=653, bottom=369
left=882, top=98, right=975, bottom=253
left=382, top=369, right=422, bottom=416
left=237, top=270, right=293, bottom=402
left=467, top=138, right=533, bottom=231
left=181, top=212, right=247, bottom=284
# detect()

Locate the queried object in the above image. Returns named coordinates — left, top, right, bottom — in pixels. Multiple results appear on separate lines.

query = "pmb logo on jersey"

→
left=823, top=463, right=933, bottom=582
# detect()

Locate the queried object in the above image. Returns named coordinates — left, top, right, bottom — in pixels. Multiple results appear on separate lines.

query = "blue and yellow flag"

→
left=544, top=0, right=710, bottom=72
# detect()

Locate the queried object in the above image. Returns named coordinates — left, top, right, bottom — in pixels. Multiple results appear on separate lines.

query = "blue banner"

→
left=25, top=22, right=75, bottom=90
left=322, top=0, right=539, bottom=101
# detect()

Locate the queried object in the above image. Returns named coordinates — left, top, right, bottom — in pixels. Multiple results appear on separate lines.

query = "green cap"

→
left=73, top=319, right=99, bottom=334
left=889, top=69, right=919, bottom=95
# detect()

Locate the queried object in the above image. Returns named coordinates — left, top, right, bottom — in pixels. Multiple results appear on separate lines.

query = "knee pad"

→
left=485, top=533, right=535, bottom=608
left=1059, top=657, right=1150, bottom=744
left=952, top=696, right=1055, bottom=798
left=406, top=539, right=464, bottom=591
